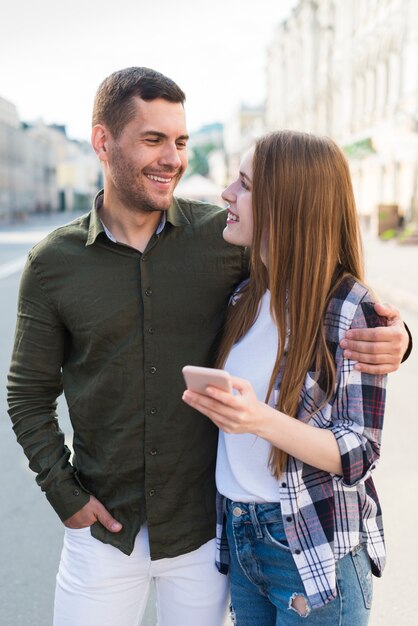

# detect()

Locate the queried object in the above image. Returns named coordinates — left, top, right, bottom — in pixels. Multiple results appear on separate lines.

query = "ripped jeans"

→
left=226, top=500, right=372, bottom=625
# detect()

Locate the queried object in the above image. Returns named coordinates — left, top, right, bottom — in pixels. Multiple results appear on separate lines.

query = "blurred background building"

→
left=264, top=0, right=418, bottom=237
left=0, top=95, right=101, bottom=221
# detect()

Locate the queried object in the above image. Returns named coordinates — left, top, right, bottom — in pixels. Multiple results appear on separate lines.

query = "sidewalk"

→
left=362, top=229, right=418, bottom=315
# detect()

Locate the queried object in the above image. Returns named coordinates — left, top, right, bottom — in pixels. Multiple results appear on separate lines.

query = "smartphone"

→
left=182, top=365, right=232, bottom=394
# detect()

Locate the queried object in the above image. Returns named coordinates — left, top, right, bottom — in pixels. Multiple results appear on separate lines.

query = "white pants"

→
left=54, top=524, right=229, bottom=626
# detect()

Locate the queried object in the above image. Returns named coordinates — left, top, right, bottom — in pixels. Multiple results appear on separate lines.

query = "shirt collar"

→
left=86, top=190, right=190, bottom=246
left=167, top=196, right=191, bottom=227
left=86, top=191, right=106, bottom=246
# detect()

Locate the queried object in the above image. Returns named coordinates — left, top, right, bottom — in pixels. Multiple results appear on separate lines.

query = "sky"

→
left=1, top=0, right=298, bottom=141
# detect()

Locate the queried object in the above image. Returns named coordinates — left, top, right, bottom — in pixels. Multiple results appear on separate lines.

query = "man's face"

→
left=106, top=97, right=189, bottom=212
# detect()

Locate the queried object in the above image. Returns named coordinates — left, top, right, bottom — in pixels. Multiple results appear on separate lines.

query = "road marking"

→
left=0, top=228, right=52, bottom=280
left=0, top=256, right=27, bottom=279
left=0, top=230, right=51, bottom=244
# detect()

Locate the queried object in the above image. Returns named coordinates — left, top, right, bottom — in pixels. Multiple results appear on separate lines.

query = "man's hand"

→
left=64, top=495, right=122, bottom=532
left=340, top=303, right=409, bottom=375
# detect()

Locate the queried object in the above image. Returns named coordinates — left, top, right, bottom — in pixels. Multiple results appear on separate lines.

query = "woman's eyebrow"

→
left=239, top=171, right=252, bottom=183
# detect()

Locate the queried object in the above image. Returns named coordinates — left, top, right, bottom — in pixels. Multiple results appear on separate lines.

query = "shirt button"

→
left=232, top=507, right=243, bottom=517
left=295, top=549, right=301, bottom=555
left=286, top=516, right=292, bottom=522
left=141, top=256, right=147, bottom=262
left=149, top=449, right=158, bottom=456
left=149, top=489, right=156, bottom=497
left=150, top=407, right=157, bottom=415
left=73, top=488, right=80, bottom=496
left=281, top=482, right=287, bottom=488
left=148, top=327, right=155, bottom=334
left=145, top=289, right=152, bottom=296
left=150, top=366, right=157, bottom=374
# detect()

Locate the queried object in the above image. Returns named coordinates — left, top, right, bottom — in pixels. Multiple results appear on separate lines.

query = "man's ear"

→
left=91, top=125, right=110, bottom=162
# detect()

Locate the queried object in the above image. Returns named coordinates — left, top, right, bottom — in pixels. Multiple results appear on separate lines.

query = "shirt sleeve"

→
left=7, top=254, right=90, bottom=521
left=329, top=300, right=387, bottom=487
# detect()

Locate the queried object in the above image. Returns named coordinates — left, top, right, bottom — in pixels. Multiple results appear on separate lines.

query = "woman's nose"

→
left=221, top=184, right=235, bottom=204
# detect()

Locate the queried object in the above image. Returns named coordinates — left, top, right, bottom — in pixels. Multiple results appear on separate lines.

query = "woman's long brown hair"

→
left=215, top=131, right=364, bottom=478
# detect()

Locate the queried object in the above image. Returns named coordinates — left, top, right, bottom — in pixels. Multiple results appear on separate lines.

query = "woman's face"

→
left=221, top=147, right=254, bottom=248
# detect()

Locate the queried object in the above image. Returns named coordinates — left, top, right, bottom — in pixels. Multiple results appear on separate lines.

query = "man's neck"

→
left=99, top=200, right=163, bottom=253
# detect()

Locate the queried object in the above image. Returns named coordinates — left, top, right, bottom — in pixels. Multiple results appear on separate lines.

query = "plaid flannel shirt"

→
left=216, top=276, right=387, bottom=609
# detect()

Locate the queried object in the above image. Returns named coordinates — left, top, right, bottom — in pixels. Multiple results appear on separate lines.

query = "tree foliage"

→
left=187, top=143, right=217, bottom=177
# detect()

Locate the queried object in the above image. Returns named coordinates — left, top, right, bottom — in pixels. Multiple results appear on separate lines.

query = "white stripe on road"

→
left=0, top=229, right=52, bottom=280
left=0, top=230, right=51, bottom=244
left=0, top=256, right=27, bottom=279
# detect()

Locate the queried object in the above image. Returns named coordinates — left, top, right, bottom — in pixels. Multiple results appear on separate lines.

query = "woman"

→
left=183, top=131, right=387, bottom=624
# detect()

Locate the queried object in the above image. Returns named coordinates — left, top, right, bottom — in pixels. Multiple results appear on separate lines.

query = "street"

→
left=0, top=212, right=417, bottom=626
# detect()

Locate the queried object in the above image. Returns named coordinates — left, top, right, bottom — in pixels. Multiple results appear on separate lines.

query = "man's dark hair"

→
left=92, top=67, right=186, bottom=138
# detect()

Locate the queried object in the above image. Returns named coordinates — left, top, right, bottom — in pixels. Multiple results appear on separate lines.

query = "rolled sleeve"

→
left=330, top=302, right=387, bottom=487
left=7, top=255, right=90, bottom=521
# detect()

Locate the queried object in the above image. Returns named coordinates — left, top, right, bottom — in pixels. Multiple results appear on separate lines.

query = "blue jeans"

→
left=226, top=500, right=373, bottom=625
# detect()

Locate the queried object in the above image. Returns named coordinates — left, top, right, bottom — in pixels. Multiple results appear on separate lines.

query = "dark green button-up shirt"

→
left=7, top=193, right=247, bottom=558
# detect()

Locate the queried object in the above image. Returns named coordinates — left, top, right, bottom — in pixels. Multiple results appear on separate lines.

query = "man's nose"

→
left=158, top=143, right=182, bottom=169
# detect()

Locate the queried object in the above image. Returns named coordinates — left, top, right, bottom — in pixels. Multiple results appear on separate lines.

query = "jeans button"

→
left=232, top=507, right=243, bottom=517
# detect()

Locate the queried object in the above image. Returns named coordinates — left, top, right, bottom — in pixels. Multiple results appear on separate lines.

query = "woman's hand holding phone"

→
left=182, top=366, right=264, bottom=436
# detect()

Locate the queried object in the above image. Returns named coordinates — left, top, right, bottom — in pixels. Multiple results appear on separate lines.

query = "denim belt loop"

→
left=249, top=504, right=263, bottom=539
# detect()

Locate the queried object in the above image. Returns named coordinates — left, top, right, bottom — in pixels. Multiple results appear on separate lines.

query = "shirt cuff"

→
left=45, top=477, right=91, bottom=522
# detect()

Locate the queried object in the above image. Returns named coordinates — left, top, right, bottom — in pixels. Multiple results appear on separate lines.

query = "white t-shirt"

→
left=216, top=290, right=282, bottom=503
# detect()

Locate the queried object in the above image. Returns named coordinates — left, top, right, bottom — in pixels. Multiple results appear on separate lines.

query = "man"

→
left=7, top=67, right=410, bottom=626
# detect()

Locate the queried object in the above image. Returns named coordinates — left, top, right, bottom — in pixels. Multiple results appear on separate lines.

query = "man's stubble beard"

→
left=110, top=147, right=182, bottom=214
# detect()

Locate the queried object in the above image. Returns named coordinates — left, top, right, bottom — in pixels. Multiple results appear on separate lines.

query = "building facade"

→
left=0, top=96, right=101, bottom=220
left=265, top=0, right=418, bottom=233
left=0, top=97, right=24, bottom=217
